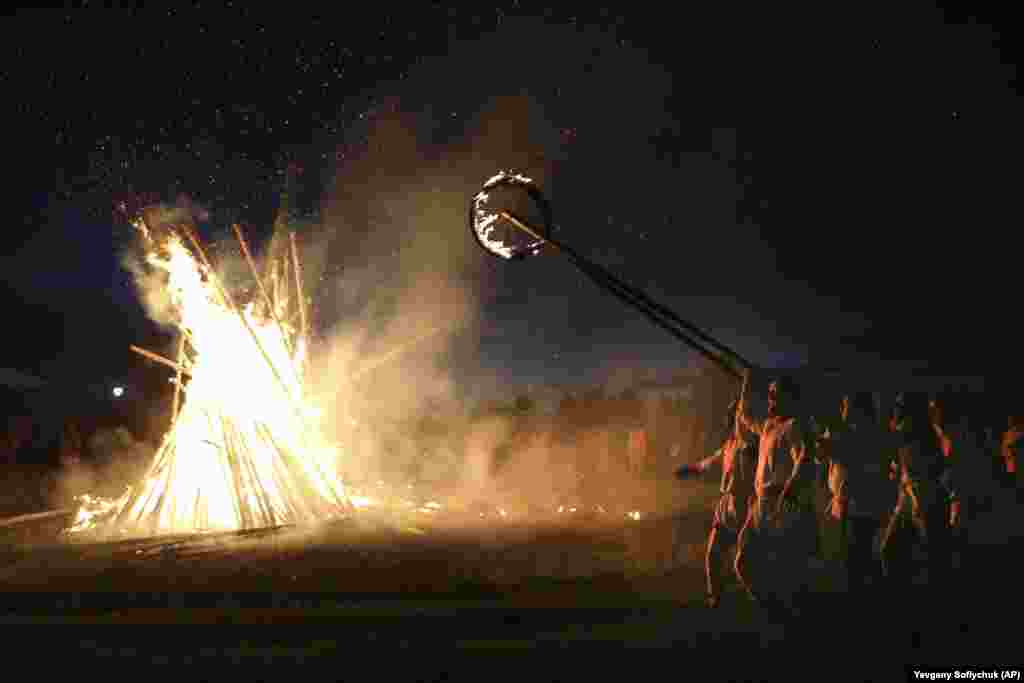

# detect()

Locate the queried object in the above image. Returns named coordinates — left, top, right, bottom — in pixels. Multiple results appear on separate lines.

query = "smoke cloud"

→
left=104, top=17, right=710, bottom=534
left=50, top=427, right=153, bottom=510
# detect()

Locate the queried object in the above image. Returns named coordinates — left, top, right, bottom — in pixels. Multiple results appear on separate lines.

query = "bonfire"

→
left=68, top=215, right=353, bottom=537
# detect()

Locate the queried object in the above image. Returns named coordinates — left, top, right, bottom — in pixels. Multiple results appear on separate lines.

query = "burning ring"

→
left=469, top=171, right=554, bottom=260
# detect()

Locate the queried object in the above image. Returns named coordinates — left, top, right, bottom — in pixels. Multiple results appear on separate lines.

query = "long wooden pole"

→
left=171, top=334, right=186, bottom=428
left=0, top=509, right=74, bottom=529
left=131, top=345, right=190, bottom=376
left=289, top=232, right=309, bottom=347
left=497, top=210, right=749, bottom=380
left=180, top=225, right=300, bottom=412
left=233, top=224, right=295, bottom=361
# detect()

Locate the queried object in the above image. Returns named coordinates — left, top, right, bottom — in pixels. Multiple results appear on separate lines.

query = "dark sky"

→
left=3, top=6, right=1020, bottom=399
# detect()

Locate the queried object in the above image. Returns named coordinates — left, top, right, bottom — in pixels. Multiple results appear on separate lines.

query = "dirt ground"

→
left=0, top=476, right=1018, bottom=669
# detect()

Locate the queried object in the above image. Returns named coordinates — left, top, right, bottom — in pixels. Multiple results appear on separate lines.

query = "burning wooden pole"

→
left=233, top=224, right=296, bottom=362
left=147, top=451, right=175, bottom=535
left=171, top=334, right=186, bottom=426
left=130, top=345, right=190, bottom=377
left=181, top=225, right=304, bottom=415
left=219, top=416, right=250, bottom=530
left=289, top=232, right=308, bottom=340
left=289, top=232, right=309, bottom=378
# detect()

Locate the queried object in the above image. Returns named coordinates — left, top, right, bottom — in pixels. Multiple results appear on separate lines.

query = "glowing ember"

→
left=416, top=501, right=443, bottom=515
left=68, top=493, right=128, bottom=532
left=67, top=218, right=351, bottom=537
left=349, top=496, right=378, bottom=509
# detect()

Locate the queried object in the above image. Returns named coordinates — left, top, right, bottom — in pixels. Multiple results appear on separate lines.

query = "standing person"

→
left=1001, top=413, right=1023, bottom=490
left=812, top=402, right=847, bottom=566
left=929, top=397, right=960, bottom=528
left=817, top=393, right=897, bottom=597
left=879, top=392, right=952, bottom=596
left=950, top=408, right=1002, bottom=538
left=1, top=416, right=27, bottom=464
left=59, top=418, right=84, bottom=468
left=734, top=371, right=817, bottom=617
left=676, top=399, right=757, bottom=608
left=934, top=400, right=992, bottom=535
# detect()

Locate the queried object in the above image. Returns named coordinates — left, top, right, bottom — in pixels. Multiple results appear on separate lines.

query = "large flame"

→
left=68, top=220, right=350, bottom=536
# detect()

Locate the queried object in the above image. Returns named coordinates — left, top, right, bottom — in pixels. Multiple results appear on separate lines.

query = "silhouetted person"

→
left=1001, top=413, right=1023, bottom=490
left=59, top=419, right=84, bottom=468
left=676, top=399, right=757, bottom=607
left=928, top=397, right=960, bottom=528
left=879, top=392, right=952, bottom=597
left=817, top=392, right=896, bottom=598
left=937, top=403, right=994, bottom=536
left=734, top=371, right=816, bottom=617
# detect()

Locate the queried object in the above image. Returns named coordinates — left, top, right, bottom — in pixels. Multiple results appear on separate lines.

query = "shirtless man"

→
left=734, top=371, right=817, bottom=616
left=879, top=393, right=952, bottom=594
left=816, top=392, right=896, bottom=596
left=676, top=399, right=757, bottom=608
left=1002, top=413, right=1023, bottom=487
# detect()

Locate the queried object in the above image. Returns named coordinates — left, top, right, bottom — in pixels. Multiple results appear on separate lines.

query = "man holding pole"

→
left=733, top=370, right=817, bottom=617
left=676, top=398, right=757, bottom=608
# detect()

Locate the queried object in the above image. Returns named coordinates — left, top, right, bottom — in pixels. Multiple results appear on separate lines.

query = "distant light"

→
left=112, top=386, right=125, bottom=398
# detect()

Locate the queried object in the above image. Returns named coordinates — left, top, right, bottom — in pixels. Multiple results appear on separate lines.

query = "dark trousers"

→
left=881, top=499, right=951, bottom=592
left=923, top=499, right=952, bottom=589
left=846, top=515, right=882, bottom=593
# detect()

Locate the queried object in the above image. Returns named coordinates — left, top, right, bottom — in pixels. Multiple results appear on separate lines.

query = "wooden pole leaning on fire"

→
left=233, top=223, right=296, bottom=363
left=171, top=334, right=186, bottom=426
left=289, top=232, right=310, bottom=377
left=235, top=226, right=333, bottom=498
left=130, top=345, right=190, bottom=377
left=179, top=224, right=306, bottom=421
left=181, top=223, right=343, bottom=507
left=496, top=210, right=752, bottom=381
left=238, top=227, right=344, bottom=506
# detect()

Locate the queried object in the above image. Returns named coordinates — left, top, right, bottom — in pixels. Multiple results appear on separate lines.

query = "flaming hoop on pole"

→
left=469, top=171, right=752, bottom=379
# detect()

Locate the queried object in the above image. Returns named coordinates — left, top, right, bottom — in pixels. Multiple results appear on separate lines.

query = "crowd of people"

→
left=677, top=369, right=1023, bottom=620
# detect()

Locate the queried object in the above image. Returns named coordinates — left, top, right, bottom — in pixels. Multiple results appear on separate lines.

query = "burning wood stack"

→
left=68, top=206, right=352, bottom=538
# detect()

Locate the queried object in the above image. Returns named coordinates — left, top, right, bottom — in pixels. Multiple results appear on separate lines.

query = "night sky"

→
left=3, top=6, right=1020, bottom=403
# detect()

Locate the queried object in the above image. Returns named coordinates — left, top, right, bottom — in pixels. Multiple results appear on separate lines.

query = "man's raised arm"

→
left=736, top=368, right=764, bottom=435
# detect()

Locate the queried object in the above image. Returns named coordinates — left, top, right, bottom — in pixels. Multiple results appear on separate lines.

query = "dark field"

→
left=0, top=466, right=1017, bottom=671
